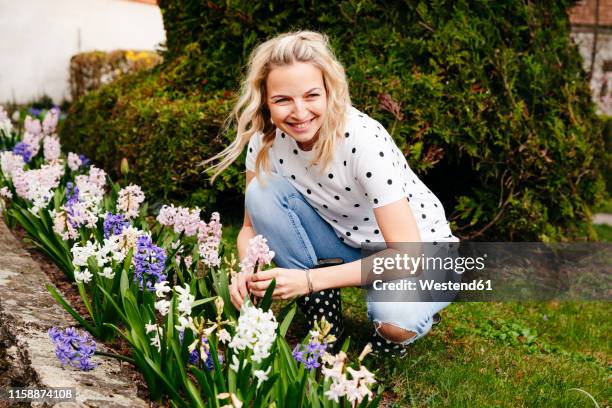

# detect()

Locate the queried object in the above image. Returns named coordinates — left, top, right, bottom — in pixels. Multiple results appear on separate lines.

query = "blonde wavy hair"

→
left=204, top=30, right=351, bottom=181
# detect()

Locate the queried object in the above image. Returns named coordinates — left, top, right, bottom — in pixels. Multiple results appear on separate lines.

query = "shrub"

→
left=69, top=50, right=162, bottom=100
left=61, top=0, right=606, bottom=240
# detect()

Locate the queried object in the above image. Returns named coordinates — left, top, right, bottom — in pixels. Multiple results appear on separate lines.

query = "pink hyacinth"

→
left=239, top=235, right=275, bottom=275
left=75, top=165, right=106, bottom=204
left=197, top=212, right=222, bottom=267
left=42, top=108, right=59, bottom=135
left=117, top=184, right=145, bottom=219
left=173, top=207, right=201, bottom=237
left=67, top=152, right=82, bottom=171
left=0, top=151, right=25, bottom=181
left=24, top=115, right=41, bottom=135
left=43, top=136, right=61, bottom=162
left=22, top=132, right=41, bottom=156
left=156, top=204, right=177, bottom=226
left=157, top=204, right=200, bottom=237
left=12, top=164, right=64, bottom=213
left=87, top=166, right=107, bottom=190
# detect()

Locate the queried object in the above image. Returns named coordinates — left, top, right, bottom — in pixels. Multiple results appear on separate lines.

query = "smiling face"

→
left=265, top=62, right=327, bottom=151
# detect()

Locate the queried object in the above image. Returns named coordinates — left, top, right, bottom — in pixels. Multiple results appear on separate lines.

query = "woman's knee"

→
left=375, top=322, right=417, bottom=344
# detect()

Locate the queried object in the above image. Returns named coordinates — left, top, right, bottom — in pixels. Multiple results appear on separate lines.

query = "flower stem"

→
left=95, top=350, right=135, bottom=364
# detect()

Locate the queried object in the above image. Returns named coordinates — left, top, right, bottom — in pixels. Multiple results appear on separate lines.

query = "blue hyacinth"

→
left=48, top=327, right=98, bottom=371
left=12, top=142, right=32, bottom=163
left=188, top=338, right=222, bottom=370
left=103, top=212, right=129, bottom=239
left=79, top=154, right=90, bottom=167
left=133, top=235, right=166, bottom=291
left=292, top=338, right=328, bottom=371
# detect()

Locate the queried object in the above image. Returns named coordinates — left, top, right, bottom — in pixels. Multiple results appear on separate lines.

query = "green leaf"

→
left=259, top=278, right=276, bottom=312
left=46, top=284, right=97, bottom=335
left=279, top=302, right=297, bottom=337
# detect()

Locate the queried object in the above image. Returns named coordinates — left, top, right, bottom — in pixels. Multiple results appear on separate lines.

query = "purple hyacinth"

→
left=133, top=235, right=167, bottom=291
left=48, top=327, right=98, bottom=371
left=292, top=345, right=305, bottom=362
left=28, top=107, right=42, bottom=117
left=304, top=355, right=321, bottom=370
left=12, top=142, right=32, bottom=163
left=66, top=182, right=79, bottom=206
left=103, top=212, right=129, bottom=239
left=79, top=154, right=90, bottom=167
left=64, top=182, right=80, bottom=228
left=292, top=339, right=328, bottom=371
left=188, top=338, right=221, bottom=370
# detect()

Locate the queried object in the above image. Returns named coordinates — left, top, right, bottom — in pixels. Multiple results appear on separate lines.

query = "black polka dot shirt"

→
left=245, top=107, right=458, bottom=247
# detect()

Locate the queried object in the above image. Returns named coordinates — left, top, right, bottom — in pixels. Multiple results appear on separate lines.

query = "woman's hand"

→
left=229, top=272, right=252, bottom=310
left=248, top=268, right=309, bottom=300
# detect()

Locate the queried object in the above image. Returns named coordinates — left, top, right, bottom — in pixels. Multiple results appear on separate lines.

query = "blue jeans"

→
left=245, top=173, right=449, bottom=347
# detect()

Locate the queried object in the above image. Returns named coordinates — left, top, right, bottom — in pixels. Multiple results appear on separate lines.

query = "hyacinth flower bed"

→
left=0, top=106, right=381, bottom=407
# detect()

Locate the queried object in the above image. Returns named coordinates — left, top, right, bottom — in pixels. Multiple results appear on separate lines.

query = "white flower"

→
left=74, top=268, right=93, bottom=283
left=145, top=322, right=162, bottom=352
left=154, top=299, right=171, bottom=316
left=154, top=280, right=171, bottom=298
left=229, top=354, right=240, bottom=372
left=174, top=284, right=195, bottom=316
left=217, top=392, right=242, bottom=408
left=253, top=367, right=270, bottom=388
left=347, top=366, right=376, bottom=386
left=175, top=315, right=194, bottom=333
left=145, top=322, right=158, bottom=334
left=99, top=267, right=115, bottom=279
left=104, top=226, right=145, bottom=262
left=324, top=379, right=347, bottom=403
left=218, top=328, right=231, bottom=344
left=0, top=187, right=13, bottom=199
left=71, top=240, right=99, bottom=267
left=344, top=379, right=364, bottom=403
left=228, top=302, right=277, bottom=363
left=0, top=106, right=14, bottom=136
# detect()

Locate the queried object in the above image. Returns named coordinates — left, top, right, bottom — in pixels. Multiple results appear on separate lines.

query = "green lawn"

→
left=221, top=224, right=610, bottom=407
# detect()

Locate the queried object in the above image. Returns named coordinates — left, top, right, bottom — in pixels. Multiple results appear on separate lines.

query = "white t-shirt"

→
left=245, top=106, right=458, bottom=247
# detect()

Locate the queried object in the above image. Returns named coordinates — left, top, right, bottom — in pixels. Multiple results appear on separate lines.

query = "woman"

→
left=206, top=31, right=458, bottom=356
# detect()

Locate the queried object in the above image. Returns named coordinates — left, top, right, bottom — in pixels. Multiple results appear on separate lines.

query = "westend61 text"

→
left=371, top=253, right=487, bottom=275
left=372, top=279, right=493, bottom=291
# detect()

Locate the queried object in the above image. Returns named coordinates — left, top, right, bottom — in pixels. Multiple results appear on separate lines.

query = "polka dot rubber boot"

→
left=368, top=330, right=408, bottom=358
left=296, top=288, right=344, bottom=339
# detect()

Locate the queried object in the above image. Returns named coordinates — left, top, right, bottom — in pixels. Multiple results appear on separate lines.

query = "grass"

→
left=593, top=224, right=612, bottom=242
left=221, top=224, right=610, bottom=407
left=594, top=198, right=612, bottom=214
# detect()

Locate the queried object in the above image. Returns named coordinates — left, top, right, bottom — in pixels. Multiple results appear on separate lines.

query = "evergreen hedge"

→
left=60, top=0, right=607, bottom=241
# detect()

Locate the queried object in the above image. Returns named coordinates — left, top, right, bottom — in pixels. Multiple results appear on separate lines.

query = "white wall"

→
left=571, top=29, right=612, bottom=116
left=0, top=0, right=166, bottom=104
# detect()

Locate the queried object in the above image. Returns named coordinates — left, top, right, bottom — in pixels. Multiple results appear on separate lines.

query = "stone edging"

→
left=0, top=220, right=147, bottom=407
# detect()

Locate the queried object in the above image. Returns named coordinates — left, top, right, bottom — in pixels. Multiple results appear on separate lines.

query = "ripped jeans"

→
left=245, top=173, right=449, bottom=353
